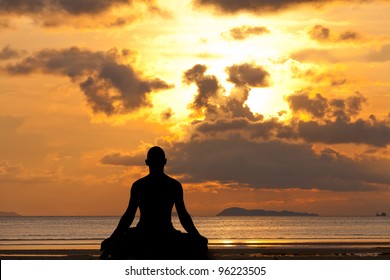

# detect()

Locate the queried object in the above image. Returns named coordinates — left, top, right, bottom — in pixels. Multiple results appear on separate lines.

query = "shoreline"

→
left=1, top=241, right=390, bottom=260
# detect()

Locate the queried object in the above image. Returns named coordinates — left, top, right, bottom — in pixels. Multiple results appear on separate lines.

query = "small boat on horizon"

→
left=376, top=212, right=386, bottom=216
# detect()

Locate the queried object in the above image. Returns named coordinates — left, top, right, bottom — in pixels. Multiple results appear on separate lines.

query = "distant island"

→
left=0, top=211, right=21, bottom=216
left=216, top=207, right=319, bottom=217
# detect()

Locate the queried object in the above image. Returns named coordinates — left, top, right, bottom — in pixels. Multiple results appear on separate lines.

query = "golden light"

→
left=246, top=87, right=290, bottom=119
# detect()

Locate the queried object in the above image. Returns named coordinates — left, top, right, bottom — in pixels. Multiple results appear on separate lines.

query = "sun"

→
left=246, top=87, right=291, bottom=119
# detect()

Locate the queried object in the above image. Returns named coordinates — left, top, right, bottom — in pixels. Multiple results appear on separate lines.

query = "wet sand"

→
left=1, top=242, right=390, bottom=260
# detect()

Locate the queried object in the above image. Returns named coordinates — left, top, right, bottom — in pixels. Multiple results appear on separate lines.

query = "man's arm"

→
left=110, top=183, right=139, bottom=238
left=175, top=183, right=201, bottom=236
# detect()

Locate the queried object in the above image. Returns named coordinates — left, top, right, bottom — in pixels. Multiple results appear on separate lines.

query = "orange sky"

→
left=1, top=0, right=390, bottom=216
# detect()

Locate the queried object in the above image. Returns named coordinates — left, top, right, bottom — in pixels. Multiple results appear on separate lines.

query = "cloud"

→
left=99, top=65, right=390, bottom=192
left=292, top=49, right=346, bottom=63
left=3, top=47, right=172, bottom=115
left=367, top=44, right=390, bottom=62
left=183, top=64, right=222, bottom=112
left=100, top=138, right=390, bottom=192
left=297, top=119, right=390, bottom=147
left=0, top=0, right=165, bottom=27
left=0, top=45, right=25, bottom=60
left=309, top=25, right=361, bottom=42
left=161, top=109, right=174, bottom=121
left=183, top=63, right=269, bottom=121
left=293, top=43, right=390, bottom=64
left=97, top=61, right=390, bottom=193
left=188, top=88, right=390, bottom=147
left=338, top=31, right=361, bottom=41
left=100, top=152, right=144, bottom=166
left=191, top=118, right=293, bottom=141
left=181, top=65, right=390, bottom=147
left=193, top=0, right=377, bottom=14
left=284, top=92, right=390, bottom=146
left=225, top=25, right=270, bottom=40
left=0, top=0, right=130, bottom=15
left=226, top=63, right=270, bottom=87
left=286, top=91, right=366, bottom=121
left=309, top=24, right=330, bottom=41
left=291, top=66, right=348, bottom=87
left=189, top=110, right=390, bottom=148
left=0, top=160, right=58, bottom=184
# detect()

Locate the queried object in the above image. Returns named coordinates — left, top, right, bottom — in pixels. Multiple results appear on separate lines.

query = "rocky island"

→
left=0, top=211, right=21, bottom=216
left=216, top=207, right=319, bottom=217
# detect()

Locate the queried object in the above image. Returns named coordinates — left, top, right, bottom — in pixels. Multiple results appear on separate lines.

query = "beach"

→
left=2, top=216, right=390, bottom=260
left=1, top=241, right=390, bottom=260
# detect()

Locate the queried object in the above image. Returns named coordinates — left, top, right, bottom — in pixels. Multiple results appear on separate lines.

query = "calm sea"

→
left=1, top=216, right=389, bottom=249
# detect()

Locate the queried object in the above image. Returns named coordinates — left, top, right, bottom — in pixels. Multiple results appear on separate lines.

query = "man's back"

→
left=133, top=173, right=181, bottom=233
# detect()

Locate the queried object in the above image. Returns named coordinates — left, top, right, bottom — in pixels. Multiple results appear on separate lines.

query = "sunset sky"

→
left=1, top=0, right=390, bottom=216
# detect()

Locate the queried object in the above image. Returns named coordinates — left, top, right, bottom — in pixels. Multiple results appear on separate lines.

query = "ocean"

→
left=1, top=216, right=389, bottom=250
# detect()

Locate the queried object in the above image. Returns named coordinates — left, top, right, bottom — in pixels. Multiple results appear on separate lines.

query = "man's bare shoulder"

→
left=131, top=176, right=148, bottom=190
left=164, top=174, right=182, bottom=187
left=132, top=174, right=181, bottom=186
left=133, top=175, right=148, bottom=183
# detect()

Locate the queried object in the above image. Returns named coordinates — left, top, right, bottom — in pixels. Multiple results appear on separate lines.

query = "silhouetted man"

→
left=101, top=146, right=207, bottom=259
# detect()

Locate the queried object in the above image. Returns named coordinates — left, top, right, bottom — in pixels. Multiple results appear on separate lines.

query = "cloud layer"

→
left=0, top=0, right=130, bottom=15
left=101, top=62, right=390, bottom=192
left=3, top=47, right=172, bottom=115
left=101, top=137, right=390, bottom=192
left=0, top=0, right=164, bottom=27
left=193, top=0, right=375, bottom=14
left=193, top=0, right=387, bottom=13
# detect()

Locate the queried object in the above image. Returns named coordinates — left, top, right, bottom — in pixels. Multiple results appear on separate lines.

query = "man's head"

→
left=145, top=146, right=167, bottom=170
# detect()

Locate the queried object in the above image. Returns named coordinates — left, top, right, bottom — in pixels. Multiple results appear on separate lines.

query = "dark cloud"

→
left=287, top=92, right=328, bottom=118
left=183, top=64, right=222, bottom=112
left=298, top=119, right=390, bottom=147
left=222, top=89, right=263, bottom=121
left=284, top=92, right=390, bottom=147
left=309, top=25, right=330, bottom=41
left=101, top=138, right=390, bottom=191
left=100, top=152, right=143, bottom=166
left=309, top=25, right=361, bottom=42
left=183, top=63, right=267, bottom=121
left=100, top=63, right=390, bottom=191
left=338, top=31, right=360, bottom=41
left=3, top=47, right=172, bottom=115
left=193, top=0, right=373, bottom=14
left=168, top=139, right=390, bottom=191
left=0, top=45, right=24, bottom=60
left=226, top=25, right=270, bottom=40
left=0, top=0, right=166, bottom=27
left=226, top=63, right=270, bottom=87
left=0, top=0, right=130, bottom=15
left=191, top=118, right=290, bottom=141
left=191, top=89, right=390, bottom=147
left=181, top=64, right=390, bottom=148
left=286, top=91, right=366, bottom=122
left=161, top=109, right=174, bottom=121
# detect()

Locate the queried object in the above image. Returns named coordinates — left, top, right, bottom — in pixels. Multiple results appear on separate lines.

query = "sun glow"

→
left=246, top=87, right=291, bottom=119
left=121, top=0, right=310, bottom=125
